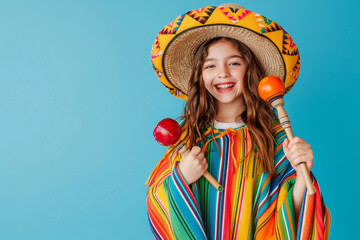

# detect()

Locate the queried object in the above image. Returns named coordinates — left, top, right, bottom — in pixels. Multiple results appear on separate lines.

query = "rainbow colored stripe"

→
left=146, top=120, right=331, bottom=239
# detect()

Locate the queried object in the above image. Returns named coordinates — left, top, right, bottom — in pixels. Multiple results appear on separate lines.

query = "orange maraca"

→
left=258, top=76, right=316, bottom=195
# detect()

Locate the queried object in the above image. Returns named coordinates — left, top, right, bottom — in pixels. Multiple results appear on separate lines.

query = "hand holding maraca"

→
left=178, top=146, right=209, bottom=185
left=153, top=118, right=223, bottom=192
left=258, top=76, right=316, bottom=195
left=283, top=137, right=314, bottom=178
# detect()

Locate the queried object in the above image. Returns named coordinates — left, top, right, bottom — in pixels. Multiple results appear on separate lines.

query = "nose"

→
left=217, top=64, right=230, bottom=78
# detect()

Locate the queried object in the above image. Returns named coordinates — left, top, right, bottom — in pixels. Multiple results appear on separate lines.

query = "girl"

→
left=146, top=4, right=330, bottom=240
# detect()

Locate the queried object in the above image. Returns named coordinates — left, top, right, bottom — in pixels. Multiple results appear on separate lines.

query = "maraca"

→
left=153, top=118, right=223, bottom=192
left=258, top=76, right=316, bottom=195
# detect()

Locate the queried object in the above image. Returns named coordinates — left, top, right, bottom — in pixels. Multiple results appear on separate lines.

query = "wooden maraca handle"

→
left=274, top=100, right=316, bottom=195
left=178, top=144, right=223, bottom=192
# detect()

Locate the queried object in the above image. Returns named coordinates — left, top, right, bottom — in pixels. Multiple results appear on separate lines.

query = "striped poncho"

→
left=146, top=119, right=331, bottom=239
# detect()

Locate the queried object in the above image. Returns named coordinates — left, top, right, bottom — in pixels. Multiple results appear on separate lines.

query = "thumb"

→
left=283, top=138, right=289, bottom=154
left=190, top=146, right=201, bottom=156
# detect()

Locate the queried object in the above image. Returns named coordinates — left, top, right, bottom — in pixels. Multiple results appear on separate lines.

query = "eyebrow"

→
left=204, top=55, right=242, bottom=63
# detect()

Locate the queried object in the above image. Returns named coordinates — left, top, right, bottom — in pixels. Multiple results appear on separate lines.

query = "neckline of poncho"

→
left=213, top=119, right=247, bottom=131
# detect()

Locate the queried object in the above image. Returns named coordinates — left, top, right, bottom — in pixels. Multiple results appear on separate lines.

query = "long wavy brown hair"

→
left=179, top=37, right=277, bottom=175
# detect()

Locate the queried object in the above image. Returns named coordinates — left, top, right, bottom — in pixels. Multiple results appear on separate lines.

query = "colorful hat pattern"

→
left=151, top=4, right=300, bottom=100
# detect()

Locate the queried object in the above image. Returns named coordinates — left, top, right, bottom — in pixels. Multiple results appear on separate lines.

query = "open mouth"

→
left=215, top=83, right=236, bottom=93
left=215, top=83, right=235, bottom=89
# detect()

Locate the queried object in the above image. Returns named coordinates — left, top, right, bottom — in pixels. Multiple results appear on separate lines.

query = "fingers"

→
left=190, top=146, right=202, bottom=155
left=292, top=154, right=312, bottom=165
left=282, top=137, right=314, bottom=172
left=287, top=137, right=311, bottom=149
left=283, top=137, right=311, bottom=157
left=189, top=146, right=205, bottom=160
left=180, top=146, right=209, bottom=185
left=197, top=154, right=207, bottom=168
left=187, top=146, right=208, bottom=168
left=286, top=146, right=311, bottom=160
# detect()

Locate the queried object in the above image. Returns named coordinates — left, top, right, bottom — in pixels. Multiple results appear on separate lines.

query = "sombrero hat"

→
left=151, top=3, right=300, bottom=100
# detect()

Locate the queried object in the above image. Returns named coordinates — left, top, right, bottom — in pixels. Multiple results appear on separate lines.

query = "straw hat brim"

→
left=163, top=24, right=286, bottom=96
left=151, top=4, right=301, bottom=100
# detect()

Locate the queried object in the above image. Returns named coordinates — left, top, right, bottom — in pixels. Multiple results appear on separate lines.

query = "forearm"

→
left=292, top=173, right=306, bottom=228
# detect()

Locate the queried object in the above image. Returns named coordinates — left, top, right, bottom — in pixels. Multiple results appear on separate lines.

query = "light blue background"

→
left=0, top=0, right=358, bottom=239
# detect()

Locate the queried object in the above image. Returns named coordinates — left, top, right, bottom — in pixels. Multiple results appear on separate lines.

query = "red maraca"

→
left=154, top=118, right=223, bottom=192
left=258, top=76, right=316, bottom=195
left=153, top=118, right=182, bottom=146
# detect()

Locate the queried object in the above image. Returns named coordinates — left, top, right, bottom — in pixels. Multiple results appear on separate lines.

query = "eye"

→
left=204, top=64, right=215, bottom=69
left=229, top=62, right=241, bottom=66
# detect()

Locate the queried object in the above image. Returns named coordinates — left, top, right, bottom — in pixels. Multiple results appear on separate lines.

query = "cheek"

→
left=203, top=82, right=212, bottom=93
left=202, top=74, right=213, bottom=89
left=235, top=72, right=246, bottom=84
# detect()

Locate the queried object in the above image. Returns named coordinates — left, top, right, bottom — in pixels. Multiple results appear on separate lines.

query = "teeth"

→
left=217, top=84, right=234, bottom=89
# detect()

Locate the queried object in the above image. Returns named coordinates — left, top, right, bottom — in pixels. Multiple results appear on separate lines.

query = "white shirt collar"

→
left=214, top=119, right=246, bottom=129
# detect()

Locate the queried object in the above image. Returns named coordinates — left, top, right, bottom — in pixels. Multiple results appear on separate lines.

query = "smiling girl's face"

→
left=202, top=39, right=247, bottom=108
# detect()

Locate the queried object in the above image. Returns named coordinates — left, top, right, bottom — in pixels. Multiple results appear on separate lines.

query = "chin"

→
left=216, top=99, right=236, bottom=104
left=215, top=95, right=243, bottom=105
